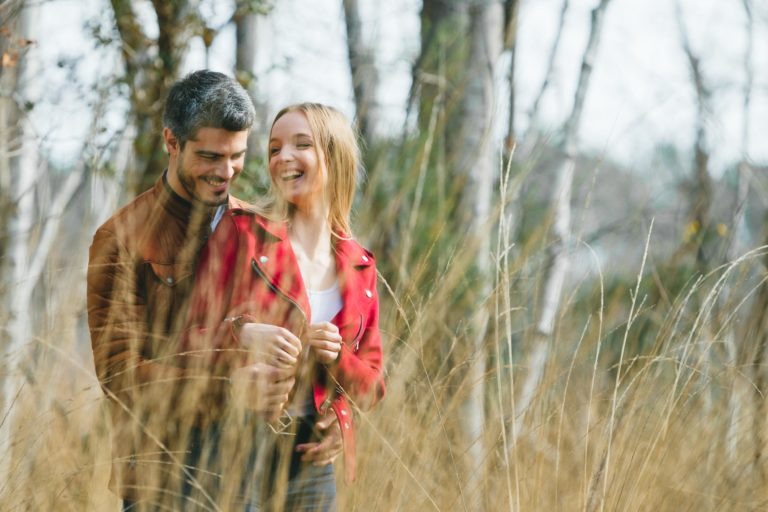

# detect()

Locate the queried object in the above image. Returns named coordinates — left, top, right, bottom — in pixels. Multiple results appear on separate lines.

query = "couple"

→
left=87, top=70, right=385, bottom=511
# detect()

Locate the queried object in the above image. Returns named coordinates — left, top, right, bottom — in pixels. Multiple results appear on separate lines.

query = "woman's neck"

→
left=289, top=206, right=332, bottom=259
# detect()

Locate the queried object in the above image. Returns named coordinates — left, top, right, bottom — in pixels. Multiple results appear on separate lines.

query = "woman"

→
left=185, top=103, right=385, bottom=511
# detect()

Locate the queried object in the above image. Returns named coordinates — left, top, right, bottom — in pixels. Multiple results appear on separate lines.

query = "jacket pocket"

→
left=146, top=261, right=194, bottom=288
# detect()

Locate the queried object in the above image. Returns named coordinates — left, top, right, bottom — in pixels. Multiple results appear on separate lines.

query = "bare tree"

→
left=513, top=0, right=613, bottom=449
left=456, top=2, right=503, bottom=506
left=109, top=0, right=203, bottom=195
left=671, top=1, right=713, bottom=271
left=343, top=0, right=379, bottom=148
left=0, top=1, right=88, bottom=483
left=721, top=0, right=756, bottom=475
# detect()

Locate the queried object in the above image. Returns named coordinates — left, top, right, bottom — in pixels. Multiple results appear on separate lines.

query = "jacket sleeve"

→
left=333, top=266, right=385, bottom=410
left=87, top=227, right=197, bottom=408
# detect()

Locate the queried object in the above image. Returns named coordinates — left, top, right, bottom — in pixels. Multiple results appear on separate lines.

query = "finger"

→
left=308, top=329, right=342, bottom=344
left=308, top=339, right=342, bottom=352
left=295, top=442, right=318, bottom=454
left=277, top=327, right=302, bottom=352
left=316, top=413, right=338, bottom=431
left=315, top=350, right=339, bottom=363
left=267, top=366, right=296, bottom=383
left=273, top=336, right=300, bottom=359
left=310, top=322, right=339, bottom=335
left=312, top=453, right=341, bottom=466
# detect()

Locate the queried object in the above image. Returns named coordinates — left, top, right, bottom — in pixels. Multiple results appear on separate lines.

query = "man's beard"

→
left=176, top=155, right=228, bottom=207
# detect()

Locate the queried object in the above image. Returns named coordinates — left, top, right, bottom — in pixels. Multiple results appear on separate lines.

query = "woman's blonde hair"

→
left=259, top=103, right=361, bottom=238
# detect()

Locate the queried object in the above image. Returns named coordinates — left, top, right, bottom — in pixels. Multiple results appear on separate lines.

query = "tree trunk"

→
left=513, top=0, right=613, bottom=450
left=1, top=0, right=36, bottom=482
left=343, top=0, right=379, bottom=148
left=503, top=0, right=519, bottom=155
left=235, top=2, right=267, bottom=162
left=724, top=0, right=755, bottom=475
left=457, top=1, right=503, bottom=508
left=409, top=0, right=468, bottom=136
left=672, top=1, right=713, bottom=270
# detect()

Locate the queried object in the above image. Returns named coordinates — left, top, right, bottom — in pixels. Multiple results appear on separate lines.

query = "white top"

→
left=210, top=204, right=227, bottom=231
left=308, top=282, right=343, bottom=323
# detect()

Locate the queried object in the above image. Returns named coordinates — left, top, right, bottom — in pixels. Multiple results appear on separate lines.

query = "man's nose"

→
left=216, top=159, right=236, bottom=178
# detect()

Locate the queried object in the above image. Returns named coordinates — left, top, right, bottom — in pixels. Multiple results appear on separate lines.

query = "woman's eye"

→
left=269, top=147, right=279, bottom=155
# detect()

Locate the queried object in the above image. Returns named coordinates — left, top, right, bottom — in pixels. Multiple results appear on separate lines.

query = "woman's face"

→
left=268, top=111, right=327, bottom=211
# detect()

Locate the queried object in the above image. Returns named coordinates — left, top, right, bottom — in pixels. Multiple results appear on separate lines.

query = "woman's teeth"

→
left=282, top=171, right=303, bottom=181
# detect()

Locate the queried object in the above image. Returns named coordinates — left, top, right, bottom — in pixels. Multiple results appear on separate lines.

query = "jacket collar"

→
left=157, top=171, right=195, bottom=221
left=335, top=236, right=374, bottom=269
left=252, top=214, right=373, bottom=269
left=157, top=170, right=243, bottom=224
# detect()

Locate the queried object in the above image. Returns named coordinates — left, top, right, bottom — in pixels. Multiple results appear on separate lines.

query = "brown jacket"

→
left=87, top=174, right=249, bottom=500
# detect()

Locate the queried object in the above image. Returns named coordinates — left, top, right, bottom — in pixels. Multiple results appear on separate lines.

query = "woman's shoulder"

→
left=336, top=235, right=376, bottom=266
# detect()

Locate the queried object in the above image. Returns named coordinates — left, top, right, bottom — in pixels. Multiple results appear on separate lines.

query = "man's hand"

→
left=230, top=363, right=295, bottom=421
left=238, top=323, right=302, bottom=369
left=306, top=322, right=342, bottom=365
left=295, top=410, right=343, bottom=466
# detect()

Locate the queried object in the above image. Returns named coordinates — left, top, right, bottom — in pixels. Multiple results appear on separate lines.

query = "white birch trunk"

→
left=512, top=0, right=612, bottom=449
left=457, top=2, right=502, bottom=507
left=725, top=0, right=755, bottom=473
left=1, top=0, right=38, bottom=481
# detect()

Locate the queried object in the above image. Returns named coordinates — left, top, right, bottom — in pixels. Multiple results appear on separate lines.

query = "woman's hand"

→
left=295, top=410, right=342, bottom=466
left=307, top=322, right=342, bottom=365
left=238, top=322, right=302, bottom=369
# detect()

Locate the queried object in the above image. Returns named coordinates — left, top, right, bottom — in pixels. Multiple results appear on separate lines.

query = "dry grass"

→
left=2, top=161, right=768, bottom=511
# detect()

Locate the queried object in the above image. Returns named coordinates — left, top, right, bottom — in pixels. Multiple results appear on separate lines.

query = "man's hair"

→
left=163, top=70, right=256, bottom=147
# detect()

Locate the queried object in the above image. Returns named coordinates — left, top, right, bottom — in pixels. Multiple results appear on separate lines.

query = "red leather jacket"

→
left=185, top=209, right=385, bottom=482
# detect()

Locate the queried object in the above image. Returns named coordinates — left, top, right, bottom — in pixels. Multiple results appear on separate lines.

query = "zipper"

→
left=350, top=314, right=363, bottom=351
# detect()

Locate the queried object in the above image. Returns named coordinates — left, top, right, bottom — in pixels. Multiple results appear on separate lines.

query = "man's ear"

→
left=163, top=127, right=179, bottom=155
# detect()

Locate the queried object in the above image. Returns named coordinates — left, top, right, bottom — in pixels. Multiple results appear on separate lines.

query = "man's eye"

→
left=269, top=147, right=279, bottom=155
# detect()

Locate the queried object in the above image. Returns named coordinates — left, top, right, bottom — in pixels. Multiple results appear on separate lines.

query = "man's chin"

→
left=194, top=193, right=229, bottom=208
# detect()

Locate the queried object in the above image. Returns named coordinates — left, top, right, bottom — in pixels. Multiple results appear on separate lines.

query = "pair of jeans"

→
left=248, top=415, right=337, bottom=512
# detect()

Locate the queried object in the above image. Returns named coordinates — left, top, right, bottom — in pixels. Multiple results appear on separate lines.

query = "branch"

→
left=525, top=0, right=570, bottom=141
left=563, top=0, right=612, bottom=151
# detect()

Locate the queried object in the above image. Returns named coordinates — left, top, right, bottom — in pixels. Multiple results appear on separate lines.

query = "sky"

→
left=18, top=0, right=768, bottom=177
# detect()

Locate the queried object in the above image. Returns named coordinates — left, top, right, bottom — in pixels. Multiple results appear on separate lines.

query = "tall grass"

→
left=1, top=147, right=767, bottom=511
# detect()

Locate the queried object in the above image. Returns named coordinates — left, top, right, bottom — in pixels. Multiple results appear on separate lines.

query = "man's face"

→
left=165, top=127, right=249, bottom=206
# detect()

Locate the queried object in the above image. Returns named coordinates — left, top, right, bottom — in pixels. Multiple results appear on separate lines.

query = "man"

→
left=88, top=70, right=335, bottom=510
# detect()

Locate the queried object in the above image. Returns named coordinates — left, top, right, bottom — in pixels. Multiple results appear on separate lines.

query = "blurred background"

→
left=1, top=0, right=767, bottom=510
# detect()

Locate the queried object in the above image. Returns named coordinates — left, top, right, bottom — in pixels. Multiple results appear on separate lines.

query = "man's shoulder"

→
left=93, top=186, right=159, bottom=245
